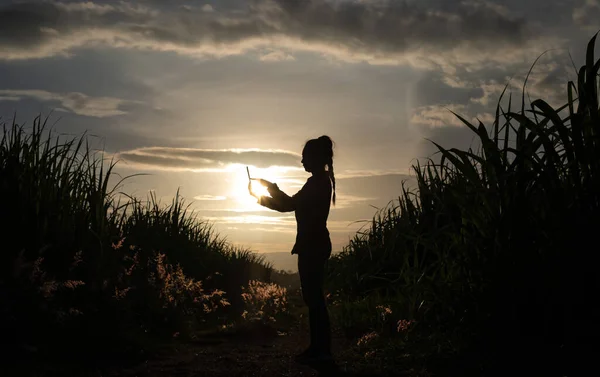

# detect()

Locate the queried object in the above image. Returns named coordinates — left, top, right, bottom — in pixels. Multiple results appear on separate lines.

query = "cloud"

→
left=333, top=193, right=378, bottom=209
left=417, top=122, right=483, bottom=161
left=203, top=214, right=295, bottom=226
left=0, top=0, right=560, bottom=74
left=0, top=96, right=21, bottom=102
left=410, top=104, right=471, bottom=128
left=194, top=195, right=227, bottom=201
left=411, top=102, right=500, bottom=129
left=115, top=147, right=301, bottom=171
left=335, top=173, right=415, bottom=203
left=201, top=4, right=214, bottom=13
left=411, top=73, right=485, bottom=107
left=573, top=0, right=600, bottom=31
left=335, top=170, right=412, bottom=179
left=259, top=50, right=295, bottom=62
left=409, top=50, right=573, bottom=130
left=0, top=89, right=139, bottom=117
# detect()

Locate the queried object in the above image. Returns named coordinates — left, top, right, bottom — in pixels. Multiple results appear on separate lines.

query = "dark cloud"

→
left=258, top=0, right=531, bottom=51
left=573, top=0, right=600, bottom=31
left=412, top=73, right=484, bottom=107
left=417, top=123, right=483, bottom=162
left=533, top=63, right=572, bottom=96
left=0, top=0, right=540, bottom=64
left=0, top=88, right=140, bottom=117
left=0, top=2, right=60, bottom=48
left=116, top=147, right=301, bottom=170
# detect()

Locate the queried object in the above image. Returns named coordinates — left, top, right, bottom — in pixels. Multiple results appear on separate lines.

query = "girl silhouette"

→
left=248, top=135, right=336, bottom=362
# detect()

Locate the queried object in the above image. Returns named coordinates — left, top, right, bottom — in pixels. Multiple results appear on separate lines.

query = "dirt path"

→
left=102, top=289, right=377, bottom=377
left=7, top=289, right=396, bottom=377
left=91, top=294, right=376, bottom=377
left=103, top=325, right=350, bottom=377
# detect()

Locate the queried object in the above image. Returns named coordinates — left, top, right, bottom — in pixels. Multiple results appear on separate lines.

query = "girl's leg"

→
left=298, top=253, right=331, bottom=356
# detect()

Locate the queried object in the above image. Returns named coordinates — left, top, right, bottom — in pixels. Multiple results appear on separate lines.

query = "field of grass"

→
left=1, top=33, right=599, bottom=376
left=0, top=113, right=291, bottom=361
left=325, top=33, right=600, bottom=375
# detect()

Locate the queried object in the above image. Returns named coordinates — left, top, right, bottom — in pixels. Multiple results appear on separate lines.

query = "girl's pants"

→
left=298, top=253, right=331, bottom=354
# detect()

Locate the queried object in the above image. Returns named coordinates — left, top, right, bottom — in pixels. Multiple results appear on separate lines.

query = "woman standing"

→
left=249, top=135, right=336, bottom=363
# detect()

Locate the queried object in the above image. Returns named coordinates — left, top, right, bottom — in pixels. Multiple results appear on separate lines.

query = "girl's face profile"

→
left=301, top=150, right=312, bottom=172
left=302, top=147, right=324, bottom=173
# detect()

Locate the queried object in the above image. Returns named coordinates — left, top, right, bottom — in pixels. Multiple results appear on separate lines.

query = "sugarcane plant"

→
left=326, top=32, right=600, bottom=350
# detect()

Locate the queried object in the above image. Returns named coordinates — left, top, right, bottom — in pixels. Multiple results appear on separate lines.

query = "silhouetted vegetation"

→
left=0, top=117, right=287, bottom=361
left=325, top=34, right=600, bottom=374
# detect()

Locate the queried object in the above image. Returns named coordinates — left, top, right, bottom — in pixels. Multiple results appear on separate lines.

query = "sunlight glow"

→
left=250, top=180, right=270, bottom=198
left=204, top=215, right=294, bottom=226
left=229, top=164, right=286, bottom=211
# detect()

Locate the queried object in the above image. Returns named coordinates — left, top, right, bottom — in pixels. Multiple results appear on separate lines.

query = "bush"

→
left=326, top=33, right=600, bottom=366
left=0, top=116, right=273, bottom=358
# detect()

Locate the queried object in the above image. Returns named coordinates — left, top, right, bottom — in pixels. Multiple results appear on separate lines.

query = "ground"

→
left=7, top=288, right=583, bottom=377
left=5, top=289, right=420, bottom=377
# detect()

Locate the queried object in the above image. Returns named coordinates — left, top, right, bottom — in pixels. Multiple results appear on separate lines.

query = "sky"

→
left=1, top=0, right=598, bottom=258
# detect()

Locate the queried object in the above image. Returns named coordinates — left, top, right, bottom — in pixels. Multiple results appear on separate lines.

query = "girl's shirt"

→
left=259, top=172, right=332, bottom=256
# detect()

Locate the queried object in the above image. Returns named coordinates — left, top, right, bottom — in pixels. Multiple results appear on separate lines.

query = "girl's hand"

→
left=250, top=178, right=279, bottom=199
left=256, top=179, right=275, bottom=189
left=258, top=179, right=281, bottom=197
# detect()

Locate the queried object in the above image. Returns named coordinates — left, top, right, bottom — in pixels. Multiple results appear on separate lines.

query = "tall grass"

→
left=0, top=116, right=275, bottom=357
left=327, top=33, right=600, bottom=361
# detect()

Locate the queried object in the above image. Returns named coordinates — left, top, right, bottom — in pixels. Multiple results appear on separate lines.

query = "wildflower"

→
left=376, top=305, right=392, bottom=320
left=240, top=280, right=288, bottom=323
left=357, top=331, right=379, bottom=346
left=62, top=280, right=85, bottom=290
left=397, top=319, right=415, bottom=333
left=114, top=287, right=131, bottom=300
left=155, top=253, right=167, bottom=279
left=376, top=305, right=392, bottom=316
left=40, top=281, right=58, bottom=298
left=112, top=237, right=126, bottom=250
left=125, top=252, right=139, bottom=276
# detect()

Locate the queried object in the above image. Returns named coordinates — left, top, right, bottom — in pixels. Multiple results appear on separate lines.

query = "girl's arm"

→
left=259, top=183, right=296, bottom=212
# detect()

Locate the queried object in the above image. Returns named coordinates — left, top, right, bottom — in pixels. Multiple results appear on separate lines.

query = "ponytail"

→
left=317, top=135, right=336, bottom=206
left=328, top=161, right=336, bottom=206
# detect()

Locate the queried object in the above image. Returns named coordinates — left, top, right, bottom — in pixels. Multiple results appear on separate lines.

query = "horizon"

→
left=1, top=0, right=597, bottom=263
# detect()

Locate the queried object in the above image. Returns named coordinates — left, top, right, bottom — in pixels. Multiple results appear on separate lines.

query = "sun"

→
left=228, top=165, right=278, bottom=210
left=249, top=180, right=270, bottom=199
